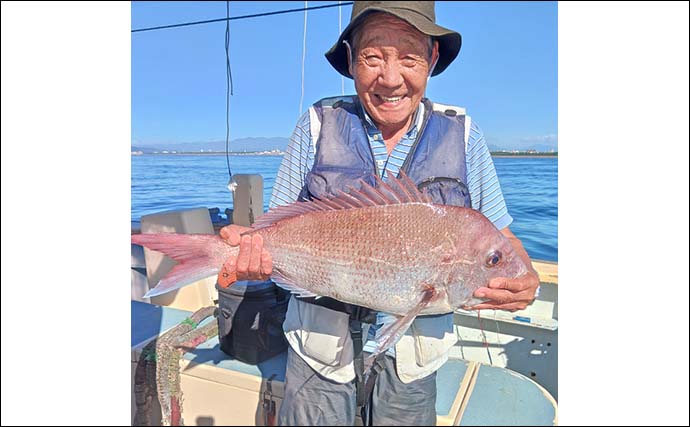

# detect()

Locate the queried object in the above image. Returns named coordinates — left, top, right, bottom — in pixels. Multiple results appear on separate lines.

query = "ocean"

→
left=131, top=155, right=557, bottom=262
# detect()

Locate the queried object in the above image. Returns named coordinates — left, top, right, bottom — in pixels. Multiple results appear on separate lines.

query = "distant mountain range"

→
left=132, top=137, right=290, bottom=153
left=133, top=136, right=556, bottom=153
left=487, top=143, right=557, bottom=152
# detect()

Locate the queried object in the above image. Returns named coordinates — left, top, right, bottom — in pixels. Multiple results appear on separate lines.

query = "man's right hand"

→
left=218, top=224, right=272, bottom=287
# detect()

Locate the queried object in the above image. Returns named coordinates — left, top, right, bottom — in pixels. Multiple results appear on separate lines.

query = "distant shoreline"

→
left=130, top=151, right=285, bottom=156
left=491, top=153, right=557, bottom=158
left=132, top=151, right=557, bottom=158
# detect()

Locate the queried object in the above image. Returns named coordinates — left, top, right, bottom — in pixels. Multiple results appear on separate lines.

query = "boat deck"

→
left=131, top=301, right=558, bottom=426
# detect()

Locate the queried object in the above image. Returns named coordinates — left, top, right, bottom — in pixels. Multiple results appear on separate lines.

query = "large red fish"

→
left=132, top=173, right=529, bottom=358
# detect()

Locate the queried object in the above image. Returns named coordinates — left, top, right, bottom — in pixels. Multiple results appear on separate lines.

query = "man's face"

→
left=350, top=14, right=439, bottom=134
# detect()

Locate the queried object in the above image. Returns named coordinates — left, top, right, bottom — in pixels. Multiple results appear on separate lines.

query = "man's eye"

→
left=402, top=59, right=418, bottom=67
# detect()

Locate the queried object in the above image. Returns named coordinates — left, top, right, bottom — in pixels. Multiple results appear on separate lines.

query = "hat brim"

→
left=325, top=7, right=462, bottom=79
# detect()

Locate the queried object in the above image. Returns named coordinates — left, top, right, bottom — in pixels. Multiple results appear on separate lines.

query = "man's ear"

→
left=344, top=40, right=355, bottom=77
left=428, top=40, right=440, bottom=77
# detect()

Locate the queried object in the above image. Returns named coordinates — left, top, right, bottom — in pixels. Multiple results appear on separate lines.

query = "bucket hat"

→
left=325, top=1, right=462, bottom=78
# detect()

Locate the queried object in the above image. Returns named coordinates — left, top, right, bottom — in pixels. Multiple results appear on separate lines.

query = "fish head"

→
left=445, top=218, right=530, bottom=308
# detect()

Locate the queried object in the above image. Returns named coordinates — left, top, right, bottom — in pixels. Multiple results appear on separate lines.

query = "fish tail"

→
left=131, top=233, right=238, bottom=298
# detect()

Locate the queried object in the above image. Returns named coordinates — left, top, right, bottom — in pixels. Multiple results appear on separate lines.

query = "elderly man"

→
left=220, top=1, right=539, bottom=425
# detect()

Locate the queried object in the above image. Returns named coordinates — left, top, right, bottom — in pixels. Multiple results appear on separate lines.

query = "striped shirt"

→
left=269, top=100, right=513, bottom=355
left=362, top=99, right=420, bottom=182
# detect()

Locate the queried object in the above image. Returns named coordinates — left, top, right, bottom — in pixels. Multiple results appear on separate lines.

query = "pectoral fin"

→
left=364, top=287, right=438, bottom=369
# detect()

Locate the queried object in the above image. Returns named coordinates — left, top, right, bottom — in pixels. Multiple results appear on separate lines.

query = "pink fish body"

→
left=260, top=201, right=526, bottom=315
left=132, top=173, right=529, bottom=358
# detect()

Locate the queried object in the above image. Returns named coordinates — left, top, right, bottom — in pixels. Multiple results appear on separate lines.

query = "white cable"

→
left=299, top=1, right=308, bottom=115
left=339, top=0, right=344, bottom=95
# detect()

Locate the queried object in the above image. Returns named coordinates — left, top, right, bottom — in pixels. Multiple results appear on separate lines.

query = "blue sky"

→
left=132, top=1, right=557, bottom=149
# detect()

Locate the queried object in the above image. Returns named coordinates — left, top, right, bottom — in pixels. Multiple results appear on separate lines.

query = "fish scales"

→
left=260, top=203, right=478, bottom=315
left=133, top=173, right=528, bottom=317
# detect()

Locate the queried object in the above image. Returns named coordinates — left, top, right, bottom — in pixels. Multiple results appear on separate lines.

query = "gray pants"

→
left=277, top=347, right=437, bottom=426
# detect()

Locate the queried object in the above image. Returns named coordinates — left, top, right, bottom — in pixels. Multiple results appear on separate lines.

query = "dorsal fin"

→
left=251, top=171, right=432, bottom=229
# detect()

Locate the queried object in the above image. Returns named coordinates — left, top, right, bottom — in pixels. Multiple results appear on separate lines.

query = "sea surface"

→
left=132, top=155, right=557, bottom=261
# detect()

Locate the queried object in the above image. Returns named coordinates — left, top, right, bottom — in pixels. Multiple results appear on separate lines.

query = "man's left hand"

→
left=470, top=271, right=540, bottom=312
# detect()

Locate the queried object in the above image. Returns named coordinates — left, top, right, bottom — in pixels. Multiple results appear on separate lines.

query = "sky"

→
left=132, top=1, right=558, bottom=150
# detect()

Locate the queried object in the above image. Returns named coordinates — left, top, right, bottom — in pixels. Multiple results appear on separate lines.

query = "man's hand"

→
left=469, top=227, right=540, bottom=311
left=217, top=224, right=272, bottom=287
left=470, top=271, right=540, bottom=311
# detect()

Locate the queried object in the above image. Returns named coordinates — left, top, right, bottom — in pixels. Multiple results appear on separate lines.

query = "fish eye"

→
left=486, top=251, right=502, bottom=268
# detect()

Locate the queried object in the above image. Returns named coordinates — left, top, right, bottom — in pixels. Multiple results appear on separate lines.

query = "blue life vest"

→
left=299, top=96, right=471, bottom=208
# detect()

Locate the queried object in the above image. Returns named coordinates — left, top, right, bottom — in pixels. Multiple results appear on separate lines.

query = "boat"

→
left=130, top=192, right=558, bottom=426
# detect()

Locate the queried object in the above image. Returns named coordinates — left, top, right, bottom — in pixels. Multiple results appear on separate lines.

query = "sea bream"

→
left=132, top=172, right=529, bottom=359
